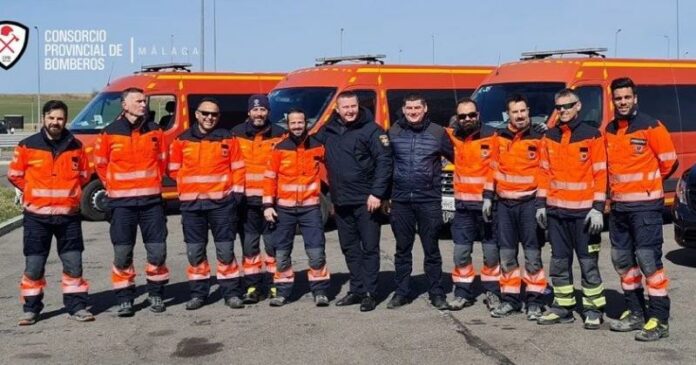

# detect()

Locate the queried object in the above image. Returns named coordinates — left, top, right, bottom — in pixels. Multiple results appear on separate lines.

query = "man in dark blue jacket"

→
left=315, top=91, right=393, bottom=312
left=387, top=94, right=454, bottom=310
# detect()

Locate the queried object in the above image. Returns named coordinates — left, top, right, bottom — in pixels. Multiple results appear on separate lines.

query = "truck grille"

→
left=442, top=171, right=454, bottom=196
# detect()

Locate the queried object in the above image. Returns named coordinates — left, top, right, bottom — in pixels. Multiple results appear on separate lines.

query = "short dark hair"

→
left=42, top=100, right=68, bottom=117
left=402, top=94, right=427, bottom=107
left=610, top=77, right=637, bottom=95
left=553, top=88, right=579, bottom=101
left=505, top=93, right=528, bottom=111
left=336, top=91, right=359, bottom=102
left=456, top=97, right=478, bottom=111
left=197, top=97, right=220, bottom=109
left=286, top=107, right=306, bottom=120
left=121, top=87, right=145, bottom=102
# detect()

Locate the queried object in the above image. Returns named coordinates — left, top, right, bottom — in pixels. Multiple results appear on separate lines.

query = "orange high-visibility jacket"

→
left=446, top=126, right=496, bottom=207
left=93, top=117, right=167, bottom=205
left=540, top=119, right=607, bottom=215
left=485, top=125, right=548, bottom=202
left=605, top=111, right=678, bottom=210
left=8, top=130, right=89, bottom=215
left=168, top=127, right=245, bottom=208
left=263, top=135, right=324, bottom=208
left=232, top=121, right=286, bottom=205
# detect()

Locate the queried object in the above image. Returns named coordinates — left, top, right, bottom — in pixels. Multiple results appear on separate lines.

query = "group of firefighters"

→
left=7, top=76, right=677, bottom=342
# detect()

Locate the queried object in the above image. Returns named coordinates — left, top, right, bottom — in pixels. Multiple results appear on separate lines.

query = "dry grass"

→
left=0, top=185, right=22, bottom=222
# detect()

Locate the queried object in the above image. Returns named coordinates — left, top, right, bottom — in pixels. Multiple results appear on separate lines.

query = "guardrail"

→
left=0, top=133, right=31, bottom=148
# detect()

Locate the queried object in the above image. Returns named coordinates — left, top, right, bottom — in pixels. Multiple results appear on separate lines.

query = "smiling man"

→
left=604, top=77, right=678, bottom=341
left=232, top=94, right=286, bottom=304
left=168, top=98, right=246, bottom=311
left=446, top=98, right=501, bottom=312
left=536, top=88, right=607, bottom=329
left=485, top=94, right=549, bottom=320
left=262, top=108, right=330, bottom=307
left=315, top=91, right=392, bottom=312
left=8, top=100, right=94, bottom=325
left=387, top=94, right=454, bottom=311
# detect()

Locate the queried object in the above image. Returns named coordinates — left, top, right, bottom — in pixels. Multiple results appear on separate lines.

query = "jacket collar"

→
left=243, top=118, right=272, bottom=137
left=40, top=127, right=74, bottom=156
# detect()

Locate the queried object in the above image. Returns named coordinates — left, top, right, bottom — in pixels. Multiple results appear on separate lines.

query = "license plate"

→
left=442, top=196, right=455, bottom=211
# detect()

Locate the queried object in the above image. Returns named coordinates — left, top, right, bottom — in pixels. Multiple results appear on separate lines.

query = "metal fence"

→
left=0, top=133, right=30, bottom=148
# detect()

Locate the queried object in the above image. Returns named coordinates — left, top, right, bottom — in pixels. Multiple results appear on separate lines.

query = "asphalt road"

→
left=0, top=215, right=695, bottom=364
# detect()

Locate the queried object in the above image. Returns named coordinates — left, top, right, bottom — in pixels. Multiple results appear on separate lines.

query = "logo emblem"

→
left=378, top=134, right=390, bottom=147
left=527, top=146, right=537, bottom=160
left=480, top=145, right=490, bottom=158
left=0, top=21, right=29, bottom=70
left=71, top=157, right=79, bottom=170
left=579, top=147, right=589, bottom=161
left=221, top=144, right=229, bottom=157
left=630, top=138, right=647, bottom=154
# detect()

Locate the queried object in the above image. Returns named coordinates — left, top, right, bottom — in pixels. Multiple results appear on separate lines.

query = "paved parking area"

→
left=0, top=215, right=694, bottom=364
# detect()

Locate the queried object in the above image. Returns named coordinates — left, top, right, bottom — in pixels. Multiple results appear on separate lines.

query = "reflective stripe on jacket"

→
left=94, top=117, right=166, bottom=207
left=263, top=135, right=324, bottom=208
left=232, top=120, right=285, bottom=205
left=8, top=130, right=89, bottom=216
left=540, top=119, right=607, bottom=216
left=168, top=126, right=245, bottom=210
left=605, top=111, right=678, bottom=211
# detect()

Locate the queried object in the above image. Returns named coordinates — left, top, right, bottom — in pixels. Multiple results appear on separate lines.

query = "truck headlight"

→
left=676, top=177, right=687, bottom=205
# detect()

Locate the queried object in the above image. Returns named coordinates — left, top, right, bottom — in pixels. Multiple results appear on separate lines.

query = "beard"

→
left=455, top=120, right=480, bottom=138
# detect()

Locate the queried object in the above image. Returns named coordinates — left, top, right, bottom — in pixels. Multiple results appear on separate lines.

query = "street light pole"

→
left=340, top=28, right=344, bottom=56
left=34, top=25, right=40, bottom=129
left=676, top=0, right=680, bottom=59
left=200, top=0, right=205, bottom=71
left=431, top=34, right=435, bottom=64
left=213, top=0, right=217, bottom=71
left=614, top=28, right=622, bottom=58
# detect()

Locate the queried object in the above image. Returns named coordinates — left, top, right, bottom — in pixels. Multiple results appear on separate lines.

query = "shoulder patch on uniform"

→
left=379, top=134, right=390, bottom=147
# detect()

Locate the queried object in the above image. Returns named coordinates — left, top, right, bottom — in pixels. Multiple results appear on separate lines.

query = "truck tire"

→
left=80, top=179, right=108, bottom=221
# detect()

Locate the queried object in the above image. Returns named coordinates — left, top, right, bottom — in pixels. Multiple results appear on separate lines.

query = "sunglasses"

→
left=554, top=101, right=578, bottom=111
left=457, top=112, right=479, bottom=119
left=197, top=110, right=220, bottom=118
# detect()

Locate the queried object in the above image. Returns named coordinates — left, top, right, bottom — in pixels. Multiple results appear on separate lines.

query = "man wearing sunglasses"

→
left=445, top=98, right=502, bottom=312
left=169, top=98, right=247, bottom=310
left=536, top=89, right=607, bottom=329
left=486, top=94, right=548, bottom=320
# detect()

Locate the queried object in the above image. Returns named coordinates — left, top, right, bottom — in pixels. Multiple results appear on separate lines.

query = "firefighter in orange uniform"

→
left=94, top=88, right=169, bottom=317
left=446, top=98, right=502, bottom=312
left=536, top=89, right=607, bottom=329
left=485, top=94, right=548, bottom=320
left=605, top=77, right=678, bottom=341
left=232, top=94, right=285, bottom=303
left=262, top=108, right=330, bottom=307
left=8, top=100, right=94, bottom=325
left=168, top=98, right=247, bottom=310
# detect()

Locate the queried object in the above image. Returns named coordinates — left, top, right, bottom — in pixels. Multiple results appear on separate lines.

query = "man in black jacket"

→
left=315, top=91, right=393, bottom=312
left=387, top=94, right=454, bottom=310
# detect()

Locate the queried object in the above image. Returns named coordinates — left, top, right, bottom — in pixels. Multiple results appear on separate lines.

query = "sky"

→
left=1, top=0, right=694, bottom=93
